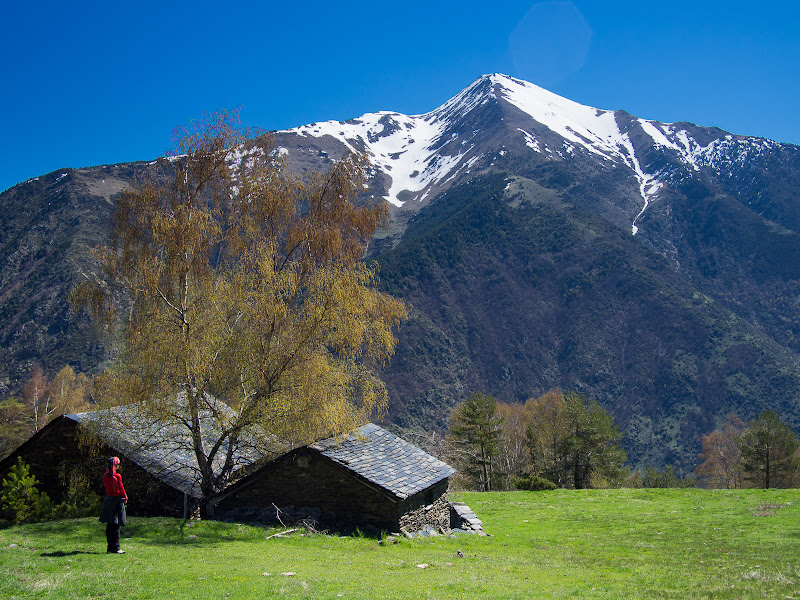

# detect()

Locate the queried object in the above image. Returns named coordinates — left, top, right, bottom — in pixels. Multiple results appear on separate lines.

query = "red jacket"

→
left=103, top=472, right=127, bottom=499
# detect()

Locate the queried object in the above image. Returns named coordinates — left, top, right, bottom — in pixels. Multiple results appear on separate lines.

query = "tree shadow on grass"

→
left=41, top=550, right=102, bottom=557
left=119, top=518, right=266, bottom=547
left=16, top=518, right=97, bottom=535
left=8, top=516, right=275, bottom=549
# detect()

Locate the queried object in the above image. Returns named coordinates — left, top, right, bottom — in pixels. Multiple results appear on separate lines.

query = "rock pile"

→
left=449, top=501, right=485, bottom=534
left=394, top=501, right=486, bottom=539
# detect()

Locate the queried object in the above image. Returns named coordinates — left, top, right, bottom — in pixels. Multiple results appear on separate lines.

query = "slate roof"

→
left=311, top=423, right=455, bottom=500
left=66, top=398, right=282, bottom=497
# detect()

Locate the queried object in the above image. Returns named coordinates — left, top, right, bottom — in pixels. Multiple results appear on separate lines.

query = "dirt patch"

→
left=751, top=503, right=785, bottom=517
left=79, top=173, right=129, bottom=204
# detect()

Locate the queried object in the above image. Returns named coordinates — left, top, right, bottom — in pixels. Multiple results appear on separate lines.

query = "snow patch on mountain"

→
left=636, top=120, right=727, bottom=174
left=697, top=137, right=780, bottom=173
left=289, top=99, right=482, bottom=206
left=494, top=74, right=622, bottom=162
left=490, top=74, right=670, bottom=233
left=618, top=133, right=663, bottom=235
left=518, top=128, right=541, bottom=152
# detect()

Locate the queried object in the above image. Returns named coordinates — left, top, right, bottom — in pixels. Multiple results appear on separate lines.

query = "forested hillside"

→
left=377, top=174, right=800, bottom=471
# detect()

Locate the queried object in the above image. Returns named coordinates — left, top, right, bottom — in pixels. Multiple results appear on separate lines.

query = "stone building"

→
left=2, top=414, right=456, bottom=532
left=210, top=423, right=456, bottom=532
left=0, top=402, right=273, bottom=518
left=0, top=414, right=192, bottom=516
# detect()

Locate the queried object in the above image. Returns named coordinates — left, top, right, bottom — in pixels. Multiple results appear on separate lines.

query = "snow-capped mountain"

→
left=2, top=73, right=800, bottom=472
left=273, top=74, right=786, bottom=237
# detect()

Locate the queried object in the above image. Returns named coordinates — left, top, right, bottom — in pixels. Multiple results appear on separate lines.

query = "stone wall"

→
left=0, top=417, right=88, bottom=502
left=212, top=448, right=404, bottom=531
left=399, top=479, right=450, bottom=531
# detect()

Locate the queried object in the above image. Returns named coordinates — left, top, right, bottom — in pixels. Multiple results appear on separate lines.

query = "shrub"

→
left=513, top=473, right=558, bottom=491
left=642, top=465, right=696, bottom=488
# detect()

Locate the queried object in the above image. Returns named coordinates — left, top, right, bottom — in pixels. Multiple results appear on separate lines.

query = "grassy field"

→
left=0, top=488, right=798, bottom=599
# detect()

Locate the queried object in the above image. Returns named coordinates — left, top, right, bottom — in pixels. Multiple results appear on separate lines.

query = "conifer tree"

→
left=525, top=390, right=626, bottom=489
left=0, top=457, right=52, bottom=524
left=449, top=392, right=503, bottom=491
left=562, top=392, right=627, bottom=489
left=737, top=411, right=799, bottom=488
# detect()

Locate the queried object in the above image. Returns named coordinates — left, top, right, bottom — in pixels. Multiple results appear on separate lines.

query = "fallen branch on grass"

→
left=265, top=528, right=300, bottom=540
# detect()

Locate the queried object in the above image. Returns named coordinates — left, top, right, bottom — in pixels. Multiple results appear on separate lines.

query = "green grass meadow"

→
left=1, top=488, right=798, bottom=599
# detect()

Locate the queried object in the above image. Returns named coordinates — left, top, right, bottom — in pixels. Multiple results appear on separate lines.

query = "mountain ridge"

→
left=269, top=74, right=792, bottom=255
left=2, top=74, right=800, bottom=472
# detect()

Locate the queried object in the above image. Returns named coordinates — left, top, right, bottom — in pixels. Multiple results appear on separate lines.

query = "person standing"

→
left=99, top=456, right=127, bottom=554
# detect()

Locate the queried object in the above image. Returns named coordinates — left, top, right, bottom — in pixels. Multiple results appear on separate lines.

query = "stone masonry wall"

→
left=213, top=448, right=403, bottom=531
left=399, top=490, right=450, bottom=531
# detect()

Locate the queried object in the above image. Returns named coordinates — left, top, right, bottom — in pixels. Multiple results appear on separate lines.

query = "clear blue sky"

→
left=2, top=0, right=798, bottom=192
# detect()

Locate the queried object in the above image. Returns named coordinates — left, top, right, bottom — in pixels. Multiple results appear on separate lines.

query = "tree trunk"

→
left=480, top=443, right=490, bottom=492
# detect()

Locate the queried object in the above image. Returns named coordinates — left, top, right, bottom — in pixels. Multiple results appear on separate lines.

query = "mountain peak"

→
left=280, top=73, right=767, bottom=231
left=428, top=73, right=562, bottom=123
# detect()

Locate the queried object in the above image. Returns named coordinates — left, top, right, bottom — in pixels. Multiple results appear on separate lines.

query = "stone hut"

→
left=0, top=402, right=274, bottom=517
left=0, top=414, right=192, bottom=516
left=210, top=423, right=456, bottom=533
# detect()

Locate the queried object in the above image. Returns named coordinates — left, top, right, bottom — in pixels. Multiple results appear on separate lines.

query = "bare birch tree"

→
left=73, top=111, right=407, bottom=515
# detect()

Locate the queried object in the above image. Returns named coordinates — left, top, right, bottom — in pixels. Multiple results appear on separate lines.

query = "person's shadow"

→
left=40, top=550, right=101, bottom=557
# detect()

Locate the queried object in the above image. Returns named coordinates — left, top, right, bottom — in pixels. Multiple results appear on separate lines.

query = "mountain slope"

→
left=375, top=173, right=800, bottom=471
left=0, top=163, right=150, bottom=393
left=2, top=73, right=800, bottom=472
left=275, top=74, right=795, bottom=237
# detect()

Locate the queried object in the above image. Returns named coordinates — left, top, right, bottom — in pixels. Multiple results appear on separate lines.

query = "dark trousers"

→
left=106, top=522, right=121, bottom=552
